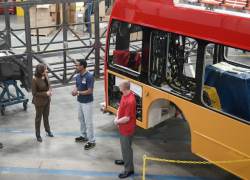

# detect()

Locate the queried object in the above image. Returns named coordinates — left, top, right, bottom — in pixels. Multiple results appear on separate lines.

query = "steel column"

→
left=62, top=3, right=68, bottom=84
left=94, top=1, right=100, bottom=79
left=36, top=29, right=40, bottom=51
left=23, top=6, right=33, bottom=91
left=4, top=0, right=11, bottom=47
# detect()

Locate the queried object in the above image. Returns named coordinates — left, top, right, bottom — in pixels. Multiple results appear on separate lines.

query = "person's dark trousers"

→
left=120, top=133, right=134, bottom=171
left=35, top=102, right=50, bottom=136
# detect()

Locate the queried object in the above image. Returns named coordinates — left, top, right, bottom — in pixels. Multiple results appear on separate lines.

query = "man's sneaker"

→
left=84, top=142, right=95, bottom=150
left=75, top=136, right=88, bottom=142
left=0, top=143, right=3, bottom=148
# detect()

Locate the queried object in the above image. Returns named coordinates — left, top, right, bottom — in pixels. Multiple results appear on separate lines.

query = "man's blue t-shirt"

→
left=76, top=71, right=94, bottom=103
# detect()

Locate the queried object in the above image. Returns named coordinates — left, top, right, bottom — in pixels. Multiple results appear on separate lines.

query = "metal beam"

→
left=23, top=6, right=33, bottom=91
left=4, top=0, right=11, bottom=47
left=32, top=54, right=63, bottom=83
left=62, top=3, right=68, bottom=84
left=94, top=1, right=100, bottom=79
left=43, top=27, right=62, bottom=51
left=0, top=0, right=100, bottom=8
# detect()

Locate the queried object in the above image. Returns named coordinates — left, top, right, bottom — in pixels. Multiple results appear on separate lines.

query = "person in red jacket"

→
left=114, top=79, right=136, bottom=178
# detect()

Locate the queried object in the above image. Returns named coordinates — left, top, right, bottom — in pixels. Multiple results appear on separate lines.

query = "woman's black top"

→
left=43, top=76, right=48, bottom=87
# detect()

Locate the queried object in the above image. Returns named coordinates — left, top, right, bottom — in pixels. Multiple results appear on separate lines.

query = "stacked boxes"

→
left=27, top=2, right=115, bottom=36
left=59, top=3, right=76, bottom=27
left=50, top=4, right=58, bottom=31
left=99, top=1, right=105, bottom=17
left=36, top=5, right=51, bottom=35
left=29, top=3, right=76, bottom=36
left=69, top=4, right=76, bottom=29
left=130, top=32, right=143, bottom=41
left=90, top=1, right=109, bottom=36
left=90, top=14, right=102, bottom=36
left=30, top=6, right=37, bottom=34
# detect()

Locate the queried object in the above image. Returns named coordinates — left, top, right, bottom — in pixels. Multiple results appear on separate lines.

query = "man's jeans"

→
left=78, top=101, right=95, bottom=143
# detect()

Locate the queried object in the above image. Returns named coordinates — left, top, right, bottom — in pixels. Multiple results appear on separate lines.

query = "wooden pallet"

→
left=31, top=32, right=51, bottom=37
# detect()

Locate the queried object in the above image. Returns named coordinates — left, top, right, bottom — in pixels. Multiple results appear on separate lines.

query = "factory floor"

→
left=0, top=80, right=240, bottom=180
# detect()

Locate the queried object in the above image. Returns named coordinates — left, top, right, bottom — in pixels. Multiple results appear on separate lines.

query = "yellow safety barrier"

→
left=142, top=155, right=250, bottom=180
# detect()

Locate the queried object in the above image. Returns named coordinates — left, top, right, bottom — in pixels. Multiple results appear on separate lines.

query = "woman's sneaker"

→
left=84, top=142, right=95, bottom=150
left=75, top=136, right=88, bottom=142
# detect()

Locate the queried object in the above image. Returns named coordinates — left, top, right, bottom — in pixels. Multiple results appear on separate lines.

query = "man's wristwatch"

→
left=77, top=91, right=79, bottom=96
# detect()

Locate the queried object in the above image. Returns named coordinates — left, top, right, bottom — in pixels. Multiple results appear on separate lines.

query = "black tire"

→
left=1, top=109, right=5, bottom=116
left=23, top=102, right=27, bottom=110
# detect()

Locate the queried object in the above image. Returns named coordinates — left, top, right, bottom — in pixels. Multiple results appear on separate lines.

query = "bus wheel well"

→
left=147, top=99, right=188, bottom=128
left=170, top=101, right=187, bottom=121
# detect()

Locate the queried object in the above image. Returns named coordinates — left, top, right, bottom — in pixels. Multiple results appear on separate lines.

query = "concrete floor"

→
left=0, top=80, right=240, bottom=180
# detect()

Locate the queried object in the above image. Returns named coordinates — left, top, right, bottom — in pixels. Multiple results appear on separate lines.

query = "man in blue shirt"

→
left=71, top=59, right=95, bottom=150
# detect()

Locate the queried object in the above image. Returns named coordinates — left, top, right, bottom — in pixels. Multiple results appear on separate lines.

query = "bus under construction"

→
left=104, top=0, right=250, bottom=179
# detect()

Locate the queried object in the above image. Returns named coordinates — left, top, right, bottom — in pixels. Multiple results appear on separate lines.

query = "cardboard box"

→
left=37, top=19, right=51, bottom=34
left=30, top=6, right=36, bottom=14
left=69, top=10, right=76, bottom=23
left=37, top=5, right=50, bottom=20
left=101, top=15, right=110, bottom=22
left=50, top=12, right=57, bottom=23
left=130, top=31, right=143, bottom=41
left=91, top=15, right=107, bottom=36
left=67, top=9, right=71, bottom=23
left=50, top=22, right=56, bottom=32
left=59, top=10, right=63, bottom=24
left=50, top=4, right=57, bottom=12
left=70, top=3, right=76, bottom=11
left=99, top=1, right=105, bottom=17
left=57, top=4, right=60, bottom=11
left=90, top=14, right=101, bottom=34
left=30, top=6, right=37, bottom=34
left=59, top=3, right=70, bottom=11
left=68, top=11, right=76, bottom=24
left=59, top=9, right=71, bottom=24
left=56, top=12, right=60, bottom=25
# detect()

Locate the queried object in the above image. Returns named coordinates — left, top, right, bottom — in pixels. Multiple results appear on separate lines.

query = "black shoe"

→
left=115, top=160, right=124, bottom=165
left=84, top=142, right=95, bottom=150
left=75, top=136, right=88, bottom=142
left=37, top=136, right=42, bottom=142
left=118, top=170, right=134, bottom=178
left=46, top=131, right=53, bottom=137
